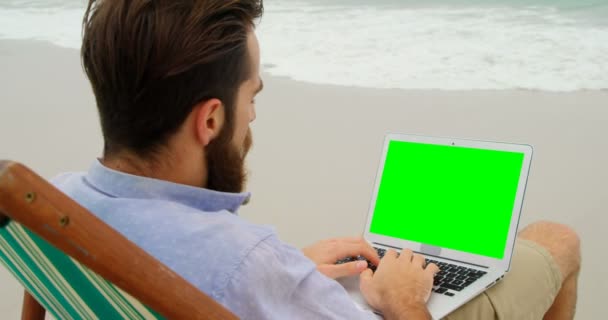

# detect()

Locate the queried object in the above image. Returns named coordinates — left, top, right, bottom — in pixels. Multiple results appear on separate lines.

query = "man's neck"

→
left=102, top=151, right=207, bottom=188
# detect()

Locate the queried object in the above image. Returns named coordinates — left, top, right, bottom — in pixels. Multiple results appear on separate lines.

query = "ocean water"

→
left=1, top=0, right=607, bottom=91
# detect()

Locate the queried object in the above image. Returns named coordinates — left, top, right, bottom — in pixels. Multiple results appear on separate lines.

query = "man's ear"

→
left=193, top=98, right=225, bottom=146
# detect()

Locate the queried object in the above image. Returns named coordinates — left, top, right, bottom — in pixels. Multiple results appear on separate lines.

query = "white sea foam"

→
left=1, top=1, right=607, bottom=91
left=258, top=2, right=608, bottom=91
left=0, top=6, right=83, bottom=49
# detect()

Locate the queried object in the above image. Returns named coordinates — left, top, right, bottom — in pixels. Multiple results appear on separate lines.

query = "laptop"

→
left=337, top=133, right=533, bottom=319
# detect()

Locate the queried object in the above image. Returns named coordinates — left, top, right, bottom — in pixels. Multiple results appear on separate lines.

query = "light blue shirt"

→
left=52, top=160, right=375, bottom=319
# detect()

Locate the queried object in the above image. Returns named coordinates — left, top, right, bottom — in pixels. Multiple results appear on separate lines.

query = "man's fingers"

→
left=360, top=268, right=373, bottom=283
left=359, top=268, right=383, bottom=311
left=317, top=260, right=368, bottom=279
left=335, top=242, right=380, bottom=265
left=412, top=253, right=426, bottom=267
left=398, top=248, right=414, bottom=262
left=359, top=268, right=374, bottom=296
left=383, top=249, right=399, bottom=260
left=426, top=262, right=440, bottom=275
left=357, top=241, right=381, bottom=265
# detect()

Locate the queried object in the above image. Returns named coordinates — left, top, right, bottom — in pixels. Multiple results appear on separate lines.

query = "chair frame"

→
left=0, top=160, right=238, bottom=320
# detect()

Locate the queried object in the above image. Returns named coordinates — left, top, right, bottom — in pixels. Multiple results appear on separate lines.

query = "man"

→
left=53, top=0, right=581, bottom=319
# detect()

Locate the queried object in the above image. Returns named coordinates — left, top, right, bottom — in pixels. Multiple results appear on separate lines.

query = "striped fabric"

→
left=0, top=221, right=163, bottom=319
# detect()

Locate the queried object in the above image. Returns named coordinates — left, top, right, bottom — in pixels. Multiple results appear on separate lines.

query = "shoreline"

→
left=1, top=39, right=606, bottom=320
left=2, top=38, right=607, bottom=94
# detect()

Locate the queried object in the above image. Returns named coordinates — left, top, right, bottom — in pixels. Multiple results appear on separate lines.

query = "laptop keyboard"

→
left=335, top=247, right=487, bottom=298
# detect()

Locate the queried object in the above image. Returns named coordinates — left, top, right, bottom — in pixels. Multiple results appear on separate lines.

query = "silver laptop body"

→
left=339, top=134, right=533, bottom=319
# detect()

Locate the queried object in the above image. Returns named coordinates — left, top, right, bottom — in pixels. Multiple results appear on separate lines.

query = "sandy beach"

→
left=1, top=40, right=606, bottom=319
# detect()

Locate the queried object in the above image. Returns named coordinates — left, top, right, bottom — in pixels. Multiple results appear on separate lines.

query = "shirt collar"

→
left=85, top=159, right=251, bottom=214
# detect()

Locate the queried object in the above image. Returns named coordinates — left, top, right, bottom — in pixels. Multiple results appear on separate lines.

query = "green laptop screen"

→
left=369, top=140, right=525, bottom=259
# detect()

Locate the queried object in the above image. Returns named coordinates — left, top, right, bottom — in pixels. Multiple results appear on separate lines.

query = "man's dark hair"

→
left=81, top=0, right=263, bottom=158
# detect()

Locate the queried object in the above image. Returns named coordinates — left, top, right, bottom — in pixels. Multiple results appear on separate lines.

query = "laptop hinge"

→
left=372, top=242, right=489, bottom=269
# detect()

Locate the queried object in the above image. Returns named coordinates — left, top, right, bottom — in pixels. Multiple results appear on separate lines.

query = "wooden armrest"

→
left=22, top=291, right=45, bottom=320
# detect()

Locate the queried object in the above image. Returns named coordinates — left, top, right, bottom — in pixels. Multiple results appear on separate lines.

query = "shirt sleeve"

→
left=219, top=235, right=378, bottom=320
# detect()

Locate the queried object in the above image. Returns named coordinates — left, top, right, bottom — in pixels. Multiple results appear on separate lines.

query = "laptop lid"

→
left=363, top=134, right=533, bottom=271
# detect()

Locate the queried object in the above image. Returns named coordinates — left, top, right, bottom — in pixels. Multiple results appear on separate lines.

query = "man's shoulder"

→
left=50, top=170, right=277, bottom=297
left=51, top=171, right=85, bottom=190
left=51, top=170, right=274, bottom=252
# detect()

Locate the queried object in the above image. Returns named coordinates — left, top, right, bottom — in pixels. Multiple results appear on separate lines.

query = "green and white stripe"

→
left=0, top=221, right=163, bottom=319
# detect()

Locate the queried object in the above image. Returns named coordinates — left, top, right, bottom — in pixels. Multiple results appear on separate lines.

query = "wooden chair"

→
left=0, top=160, right=238, bottom=319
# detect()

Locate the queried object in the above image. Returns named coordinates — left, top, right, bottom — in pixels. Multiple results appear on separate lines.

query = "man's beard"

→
left=205, top=128, right=252, bottom=193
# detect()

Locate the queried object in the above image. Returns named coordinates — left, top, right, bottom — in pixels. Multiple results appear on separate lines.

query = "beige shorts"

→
left=443, top=239, right=562, bottom=320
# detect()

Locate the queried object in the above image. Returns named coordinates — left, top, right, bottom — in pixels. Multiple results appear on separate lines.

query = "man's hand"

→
left=359, top=249, right=439, bottom=320
left=302, top=237, right=380, bottom=279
